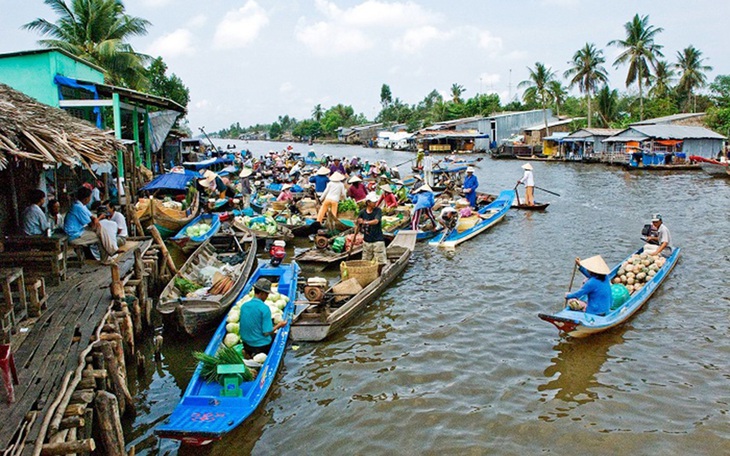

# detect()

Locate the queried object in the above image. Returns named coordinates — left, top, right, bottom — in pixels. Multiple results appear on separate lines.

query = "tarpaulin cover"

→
left=182, top=156, right=234, bottom=171
left=140, top=169, right=199, bottom=192
left=148, top=110, right=180, bottom=152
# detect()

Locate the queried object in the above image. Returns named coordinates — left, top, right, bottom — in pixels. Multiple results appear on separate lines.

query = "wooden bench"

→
left=0, top=235, right=68, bottom=285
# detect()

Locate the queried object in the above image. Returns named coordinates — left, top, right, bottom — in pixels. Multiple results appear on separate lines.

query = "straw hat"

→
left=521, top=163, right=533, bottom=170
left=466, top=166, right=475, bottom=173
left=198, top=169, right=217, bottom=186
left=348, top=175, right=362, bottom=183
left=239, top=168, right=253, bottom=178
left=317, top=166, right=330, bottom=176
left=415, top=184, right=433, bottom=193
left=330, top=172, right=345, bottom=182
left=455, top=198, right=470, bottom=208
left=380, top=184, right=393, bottom=193
left=282, top=183, right=292, bottom=190
left=365, top=192, right=379, bottom=203
left=580, top=255, right=610, bottom=275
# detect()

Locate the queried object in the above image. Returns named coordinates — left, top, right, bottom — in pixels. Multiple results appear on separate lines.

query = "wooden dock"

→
left=0, top=239, right=154, bottom=455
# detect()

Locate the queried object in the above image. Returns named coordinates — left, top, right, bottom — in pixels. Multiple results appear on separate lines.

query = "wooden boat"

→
left=476, top=191, right=548, bottom=211
left=155, top=261, right=300, bottom=445
left=157, top=231, right=257, bottom=336
left=538, top=247, right=681, bottom=338
left=625, top=163, right=701, bottom=171
left=691, top=155, right=729, bottom=177
left=136, top=191, right=201, bottom=238
left=429, top=189, right=514, bottom=248
left=232, top=216, right=294, bottom=241
left=170, top=213, right=222, bottom=253
left=291, top=230, right=417, bottom=341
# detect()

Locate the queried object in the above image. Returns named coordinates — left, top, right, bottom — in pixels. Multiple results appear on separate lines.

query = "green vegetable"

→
left=338, top=198, right=358, bottom=213
left=193, top=345, right=253, bottom=384
left=175, top=277, right=202, bottom=295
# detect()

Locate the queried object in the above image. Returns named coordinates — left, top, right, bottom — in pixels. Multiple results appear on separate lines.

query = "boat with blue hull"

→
left=155, top=261, right=300, bottom=446
left=171, top=213, right=221, bottom=253
left=428, top=189, right=514, bottom=248
left=538, top=247, right=681, bottom=338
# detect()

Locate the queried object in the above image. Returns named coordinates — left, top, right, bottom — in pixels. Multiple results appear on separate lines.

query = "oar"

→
left=346, top=219, right=360, bottom=259
left=564, top=260, right=579, bottom=309
left=513, top=184, right=522, bottom=206
left=394, top=157, right=415, bottom=167
left=535, top=186, right=561, bottom=197
left=437, top=225, right=453, bottom=247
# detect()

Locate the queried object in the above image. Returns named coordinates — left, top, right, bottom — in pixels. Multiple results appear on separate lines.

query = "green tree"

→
left=311, top=104, right=323, bottom=122
left=269, top=122, right=282, bottom=139
left=649, top=61, right=675, bottom=99
left=564, top=43, right=609, bottom=127
left=450, top=83, right=466, bottom=103
left=380, top=84, right=393, bottom=109
left=608, top=14, right=664, bottom=120
left=24, top=0, right=151, bottom=89
left=549, top=80, right=568, bottom=117
left=519, top=62, right=557, bottom=133
left=675, top=45, right=713, bottom=112
left=145, top=57, right=190, bottom=107
left=595, top=85, right=619, bottom=127
left=709, top=75, right=730, bottom=107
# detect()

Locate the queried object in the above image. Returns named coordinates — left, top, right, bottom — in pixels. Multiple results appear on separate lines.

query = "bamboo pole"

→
left=148, top=225, right=177, bottom=274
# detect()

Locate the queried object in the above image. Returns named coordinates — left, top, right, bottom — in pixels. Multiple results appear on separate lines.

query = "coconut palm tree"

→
left=649, top=61, right=675, bottom=99
left=24, top=0, right=151, bottom=89
left=608, top=14, right=664, bottom=120
left=675, top=45, right=713, bottom=112
left=548, top=80, right=567, bottom=117
left=450, top=83, right=466, bottom=104
left=518, top=62, right=556, bottom=133
left=563, top=43, right=609, bottom=128
left=595, top=85, right=619, bottom=127
left=312, top=104, right=323, bottom=122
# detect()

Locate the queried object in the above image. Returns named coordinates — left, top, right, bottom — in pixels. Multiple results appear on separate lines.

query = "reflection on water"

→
left=127, top=140, right=730, bottom=455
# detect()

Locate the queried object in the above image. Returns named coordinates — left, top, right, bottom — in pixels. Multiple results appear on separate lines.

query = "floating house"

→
left=602, top=125, right=726, bottom=164
left=337, top=123, right=383, bottom=145
left=561, top=128, right=622, bottom=161
left=523, top=118, right=579, bottom=146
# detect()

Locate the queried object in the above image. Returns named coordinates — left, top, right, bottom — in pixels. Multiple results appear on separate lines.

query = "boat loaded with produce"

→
left=155, top=259, right=300, bottom=446
left=170, top=213, right=222, bottom=253
left=157, top=230, right=258, bottom=337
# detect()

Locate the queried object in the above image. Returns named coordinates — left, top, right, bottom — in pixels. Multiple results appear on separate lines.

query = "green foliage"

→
left=269, top=122, right=283, bottom=139
left=705, top=106, right=730, bottom=136
left=291, top=119, right=322, bottom=139
left=709, top=75, right=730, bottom=107
left=146, top=57, right=190, bottom=108
left=380, top=84, right=393, bottom=108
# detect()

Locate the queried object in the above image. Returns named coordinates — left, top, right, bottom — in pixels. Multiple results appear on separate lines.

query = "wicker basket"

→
left=340, top=260, right=379, bottom=288
left=332, top=277, right=363, bottom=302
left=271, top=201, right=288, bottom=211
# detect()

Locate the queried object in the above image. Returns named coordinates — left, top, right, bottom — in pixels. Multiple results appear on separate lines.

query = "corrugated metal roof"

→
left=631, top=112, right=705, bottom=126
left=543, top=132, right=570, bottom=140
left=524, top=118, right=580, bottom=131
left=603, top=125, right=725, bottom=142
left=565, top=128, right=622, bottom=139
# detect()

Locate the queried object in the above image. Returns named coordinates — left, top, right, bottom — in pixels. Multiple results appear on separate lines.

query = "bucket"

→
left=340, top=260, right=379, bottom=288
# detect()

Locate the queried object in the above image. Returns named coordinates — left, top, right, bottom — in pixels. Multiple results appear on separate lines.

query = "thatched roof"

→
left=0, top=82, right=121, bottom=171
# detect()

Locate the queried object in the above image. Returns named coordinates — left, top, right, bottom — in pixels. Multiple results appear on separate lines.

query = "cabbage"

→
left=227, top=309, right=240, bottom=323
left=276, top=299, right=286, bottom=310
left=272, top=314, right=283, bottom=325
left=226, top=323, right=239, bottom=334
left=224, top=333, right=240, bottom=348
left=253, top=353, right=267, bottom=364
left=269, top=292, right=280, bottom=301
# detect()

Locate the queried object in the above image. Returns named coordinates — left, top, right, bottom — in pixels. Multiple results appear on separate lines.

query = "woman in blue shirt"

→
left=410, top=184, right=438, bottom=231
left=565, top=255, right=612, bottom=316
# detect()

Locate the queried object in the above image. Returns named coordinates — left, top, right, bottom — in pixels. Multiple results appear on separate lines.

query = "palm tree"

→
left=675, top=45, right=713, bottom=112
left=311, top=104, right=323, bottom=122
left=564, top=43, right=609, bottom=127
left=549, top=80, right=567, bottom=117
left=24, top=0, right=151, bottom=89
left=450, top=83, right=466, bottom=104
left=518, top=62, right=557, bottom=133
left=608, top=14, right=664, bottom=120
left=595, top=85, right=619, bottom=127
left=649, top=61, right=675, bottom=99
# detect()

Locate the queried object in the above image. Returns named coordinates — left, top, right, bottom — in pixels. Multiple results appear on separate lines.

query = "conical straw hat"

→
left=580, top=255, right=610, bottom=275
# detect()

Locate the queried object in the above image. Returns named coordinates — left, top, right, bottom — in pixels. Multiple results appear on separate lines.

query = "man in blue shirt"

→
left=462, top=166, right=479, bottom=208
left=64, top=186, right=117, bottom=263
left=309, top=167, right=330, bottom=194
left=21, top=189, right=49, bottom=235
left=238, top=278, right=288, bottom=357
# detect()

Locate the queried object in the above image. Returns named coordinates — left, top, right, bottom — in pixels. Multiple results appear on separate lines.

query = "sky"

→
left=1, top=0, right=729, bottom=132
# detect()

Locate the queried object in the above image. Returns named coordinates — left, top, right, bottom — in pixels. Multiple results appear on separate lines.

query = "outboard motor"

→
left=269, top=240, right=286, bottom=266
left=641, top=224, right=659, bottom=244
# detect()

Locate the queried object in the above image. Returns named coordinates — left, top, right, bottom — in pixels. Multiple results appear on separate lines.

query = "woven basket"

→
left=340, top=260, right=379, bottom=288
left=332, top=277, right=363, bottom=302
left=271, top=201, right=288, bottom=211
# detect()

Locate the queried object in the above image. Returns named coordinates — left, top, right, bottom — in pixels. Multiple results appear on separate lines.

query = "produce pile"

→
left=613, top=252, right=667, bottom=294
left=338, top=198, right=358, bottom=213
left=236, top=215, right=278, bottom=235
left=162, top=199, right=183, bottom=210
left=381, top=214, right=404, bottom=231
left=173, top=265, right=238, bottom=297
left=273, top=212, right=303, bottom=226
left=222, top=283, right=289, bottom=349
left=186, top=221, right=212, bottom=238
left=193, top=345, right=254, bottom=383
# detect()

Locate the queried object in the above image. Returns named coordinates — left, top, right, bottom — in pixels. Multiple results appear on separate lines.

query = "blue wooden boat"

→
left=384, top=227, right=442, bottom=242
left=428, top=189, right=514, bottom=248
left=155, top=261, right=300, bottom=445
left=538, top=247, right=681, bottom=338
left=171, top=213, right=221, bottom=253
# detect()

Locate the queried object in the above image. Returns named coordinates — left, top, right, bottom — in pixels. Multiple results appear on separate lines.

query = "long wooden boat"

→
left=691, top=156, right=729, bottom=177
left=171, top=213, right=222, bottom=253
left=157, top=231, right=257, bottom=337
left=429, top=189, right=514, bottom=248
left=155, top=261, right=300, bottom=445
left=291, top=230, right=417, bottom=341
left=232, top=216, right=294, bottom=241
left=538, top=247, right=681, bottom=338
left=136, top=191, right=201, bottom=238
left=476, top=191, right=548, bottom=211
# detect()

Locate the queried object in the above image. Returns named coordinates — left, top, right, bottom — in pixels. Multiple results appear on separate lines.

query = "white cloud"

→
left=213, top=1, right=269, bottom=50
left=186, top=14, right=208, bottom=29
left=194, top=99, right=210, bottom=110
left=392, top=26, right=444, bottom=54
left=476, top=30, right=503, bottom=52
left=478, top=73, right=501, bottom=87
left=146, top=29, right=196, bottom=58
left=138, top=0, right=172, bottom=7
left=314, top=0, right=439, bottom=28
left=279, top=82, right=294, bottom=94
left=295, top=20, right=373, bottom=56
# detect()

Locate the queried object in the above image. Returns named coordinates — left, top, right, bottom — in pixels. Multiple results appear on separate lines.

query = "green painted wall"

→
left=0, top=50, right=104, bottom=107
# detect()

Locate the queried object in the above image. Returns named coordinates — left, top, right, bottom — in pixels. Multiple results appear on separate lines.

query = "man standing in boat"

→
left=238, top=278, right=288, bottom=357
left=357, top=192, right=387, bottom=267
left=516, top=163, right=535, bottom=206
left=423, top=150, right=435, bottom=187
left=462, top=166, right=479, bottom=208
left=646, top=214, right=673, bottom=258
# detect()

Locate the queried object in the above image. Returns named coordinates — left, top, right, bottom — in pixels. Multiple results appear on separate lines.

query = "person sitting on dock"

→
left=565, top=255, right=612, bottom=316
left=238, top=278, right=288, bottom=358
left=106, top=203, right=128, bottom=246
left=516, top=163, right=535, bottom=206
left=21, top=189, right=50, bottom=236
left=645, top=214, right=673, bottom=258
left=347, top=175, right=368, bottom=202
left=47, top=198, right=65, bottom=234
left=410, top=184, right=439, bottom=231
left=462, top=166, right=479, bottom=208
left=358, top=192, right=387, bottom=266
left=64, top=186, right=117, bottom=263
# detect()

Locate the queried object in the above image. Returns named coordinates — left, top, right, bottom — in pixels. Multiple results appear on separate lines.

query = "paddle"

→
left=346, top=218, right=360, bottom=259
left=513, top=184, right=522, bottom=206
left=534, top=186, right=561, bottom=197
left=394, top=157, right=415, bottom=167
left=564, top=259, right=579, bottom=309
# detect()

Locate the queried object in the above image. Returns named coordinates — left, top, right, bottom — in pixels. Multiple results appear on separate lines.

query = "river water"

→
left=126, top=140, right=730, bottom=455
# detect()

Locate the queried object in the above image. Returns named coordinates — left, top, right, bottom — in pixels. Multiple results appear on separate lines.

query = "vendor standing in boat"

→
left=646, top=213, right=673, bottom=258
left=410, top=184, right=439, bottom=231
left=347, top=175, right=368, bottom=202
left=238, top=278, right=288, bottom=357
left=357, top=192, right=387, bottom=266
left=239, top=168, right=253, bottom=208
left=316, top=172, right=346, bottom=223
left=462, top=166, right=479, bottom=208
left=565, top=255, right=612, bottom=316
left=516, top=163, right=535, bottom=206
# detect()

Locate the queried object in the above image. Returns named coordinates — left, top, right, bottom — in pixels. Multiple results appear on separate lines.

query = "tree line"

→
left=220, top=13, right=730, bottom=141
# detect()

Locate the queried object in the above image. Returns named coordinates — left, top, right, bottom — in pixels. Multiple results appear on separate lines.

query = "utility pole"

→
left=508, top=69, right=512, bottom=103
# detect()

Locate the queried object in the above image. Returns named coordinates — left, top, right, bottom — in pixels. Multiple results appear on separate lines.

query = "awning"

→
left=140, top=169, right=199, bottom=192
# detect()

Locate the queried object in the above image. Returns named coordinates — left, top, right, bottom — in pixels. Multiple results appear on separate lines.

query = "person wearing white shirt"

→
left=107, top=204, right=128, bottom=245
left=516, top=163, right=535, bottom=206
left=316, top=172, right=347, bottom=223
left=423, top=151, right=434, bottom=186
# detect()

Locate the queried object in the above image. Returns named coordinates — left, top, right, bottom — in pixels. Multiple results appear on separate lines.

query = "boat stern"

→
left=538, top=313, right=580, bottom=334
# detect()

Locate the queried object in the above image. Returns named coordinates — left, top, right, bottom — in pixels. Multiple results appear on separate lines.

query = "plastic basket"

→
left=340, top=260, right=379, bottom=288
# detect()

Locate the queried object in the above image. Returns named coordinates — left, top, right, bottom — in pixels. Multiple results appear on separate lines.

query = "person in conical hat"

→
left=516, top=163, right=535, bottom=206
left=198, top=170, right=226, bottom=199
left=238, top=168, right=253, bottom=208
left=309, top=166, right=330, bottom=194
left=565, top=255, right=612, bottom=316
left=347, top=175, right=367, bottom=202
left=409, top=182, right=438, bottom=231
left=376, top=183, right=398, bottom=209
left=316, top=170, right=347, bottom=223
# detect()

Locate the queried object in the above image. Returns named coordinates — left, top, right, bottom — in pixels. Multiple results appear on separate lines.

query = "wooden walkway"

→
left=0, top=241, right=151, bottom=453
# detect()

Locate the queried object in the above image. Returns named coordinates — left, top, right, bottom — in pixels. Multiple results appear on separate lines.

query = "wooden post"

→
left=148, top=225, right=177, bottom=274
left=99, top=342, right=133, bottom=416
left=40, top=439, right=95, bottom=455
left=94, top=391, right=125, bottom=456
